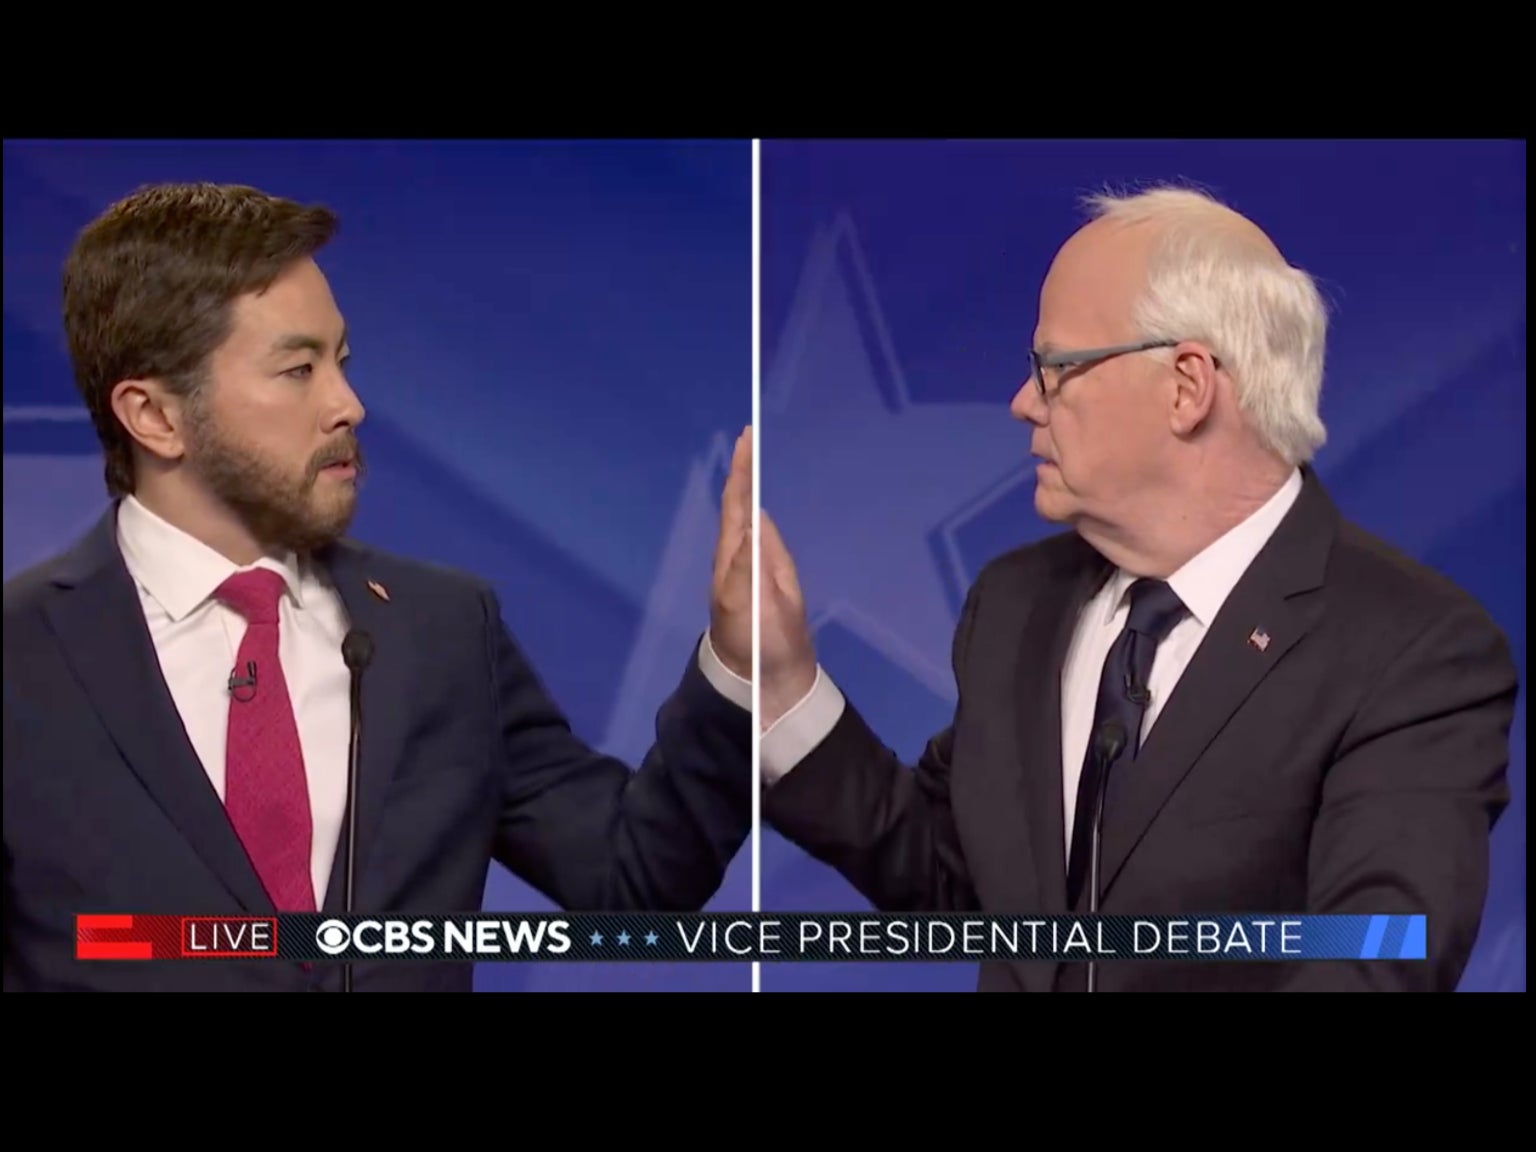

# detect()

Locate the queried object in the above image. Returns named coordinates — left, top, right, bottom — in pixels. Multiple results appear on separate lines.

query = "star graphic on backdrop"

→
left=590, top=931, right=603, bottom=946
left=762, top=213, right=1033, bottom=699
left=617, top=931, right=631, bottom=946
left=645, top=931, right=659, bottom=946
left=598, top=431, right=734, bottom=760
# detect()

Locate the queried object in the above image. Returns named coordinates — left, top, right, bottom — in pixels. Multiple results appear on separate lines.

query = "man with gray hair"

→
left=756, top=185, right=1518, bottom=993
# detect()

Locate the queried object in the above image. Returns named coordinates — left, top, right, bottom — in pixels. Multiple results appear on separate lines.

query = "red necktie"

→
left=215, top=569, right=316, bottom=912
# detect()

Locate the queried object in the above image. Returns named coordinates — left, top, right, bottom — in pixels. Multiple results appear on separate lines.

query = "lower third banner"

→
left=74, top=912, right=1428, bottom=963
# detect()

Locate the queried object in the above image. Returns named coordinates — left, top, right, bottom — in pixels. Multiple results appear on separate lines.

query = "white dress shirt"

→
left=118, top=496, right=753, bottom=907
left=118, top=496, right=354, bottom=905
left=760, top=469, right=1304, bottom=859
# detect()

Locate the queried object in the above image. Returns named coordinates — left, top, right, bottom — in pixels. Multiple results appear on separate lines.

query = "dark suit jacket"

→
left=764, top=469, right=1517, bottom=991
left=3, top=505, right=752, bottom=992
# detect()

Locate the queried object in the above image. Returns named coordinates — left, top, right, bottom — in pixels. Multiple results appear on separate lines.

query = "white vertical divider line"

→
left=751, top=137, right=763, bottom=996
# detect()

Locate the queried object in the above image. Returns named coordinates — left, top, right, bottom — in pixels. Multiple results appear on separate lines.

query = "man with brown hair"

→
left=3, top=182, right=758, bottom=992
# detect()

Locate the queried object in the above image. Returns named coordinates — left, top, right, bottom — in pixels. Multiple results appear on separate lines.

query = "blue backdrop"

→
left=3, top=138, right=754, bottom=992
left=758, top=138, right=1525, bottom=992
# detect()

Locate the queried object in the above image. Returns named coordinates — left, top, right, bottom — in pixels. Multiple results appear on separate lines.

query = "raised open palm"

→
left=756, top=506, right=817, bottom=727
left=709, top=427, right=754, bottom=680
left=708, top=427, right=817, bottom=726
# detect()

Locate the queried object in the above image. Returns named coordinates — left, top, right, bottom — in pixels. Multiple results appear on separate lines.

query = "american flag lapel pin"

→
left=367, top=580, right=390, bottom=602
left=1248, top=627, right=1271, bottom=652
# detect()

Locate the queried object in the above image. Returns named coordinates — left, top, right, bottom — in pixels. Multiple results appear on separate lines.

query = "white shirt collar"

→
left=1103, top=468, right=1303, bottom=628
left=116, top=495, right=306, bottom=622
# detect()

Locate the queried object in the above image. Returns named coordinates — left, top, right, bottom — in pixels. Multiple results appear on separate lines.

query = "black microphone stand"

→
left=340, top=631, right=374, bottom=993
left=1086, top=719, right=1126, bottom=994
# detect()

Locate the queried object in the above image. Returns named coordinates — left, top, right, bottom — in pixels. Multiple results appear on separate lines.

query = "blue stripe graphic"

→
left=1398, top=915, right=1427, bottom=959
left=1379, top=915, right=1408, bottom=959
left=1359, top=915, right=1389, bottom=959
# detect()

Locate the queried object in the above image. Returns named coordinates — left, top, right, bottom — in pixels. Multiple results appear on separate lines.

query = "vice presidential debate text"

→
left=74, top=912, right=1428, bottom=963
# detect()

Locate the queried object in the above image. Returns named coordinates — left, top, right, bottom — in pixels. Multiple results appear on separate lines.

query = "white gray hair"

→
left=1082, top=184, right=1329, bottom=465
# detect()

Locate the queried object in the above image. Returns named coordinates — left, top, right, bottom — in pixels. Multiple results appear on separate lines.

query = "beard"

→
left=185, top=410, right=364, bottom=555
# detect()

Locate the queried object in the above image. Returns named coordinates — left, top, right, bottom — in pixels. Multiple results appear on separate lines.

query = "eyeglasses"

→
left=1028, top=338, right=1216, bottom=401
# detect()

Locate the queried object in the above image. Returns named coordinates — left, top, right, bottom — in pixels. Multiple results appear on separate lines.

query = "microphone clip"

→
left=1123, top=672, right=1150, bottom=707
left=228, top=660, right=258, bottom=704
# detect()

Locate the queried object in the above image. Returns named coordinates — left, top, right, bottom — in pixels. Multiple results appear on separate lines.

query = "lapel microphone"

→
left=1123, top=671, right=1151, bottom=706
left=340, top=629, right=375, bottom=993
left=227, top=661, right=258, bottom=703
left=1087, top=717, right=1127, bottom=994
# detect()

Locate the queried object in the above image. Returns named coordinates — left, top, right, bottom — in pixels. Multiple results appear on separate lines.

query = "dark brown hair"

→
left=62, top=182, right=339, bottom=496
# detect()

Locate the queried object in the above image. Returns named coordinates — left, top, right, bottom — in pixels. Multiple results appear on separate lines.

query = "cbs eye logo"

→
left=315, top=919, right=352, bottom=955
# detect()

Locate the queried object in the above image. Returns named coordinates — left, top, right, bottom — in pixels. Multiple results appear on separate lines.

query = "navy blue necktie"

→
left=1065, top=577, right=1186, bottom=910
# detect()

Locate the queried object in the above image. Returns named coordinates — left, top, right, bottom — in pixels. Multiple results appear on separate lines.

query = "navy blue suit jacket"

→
left=3, top=506, right=752, bottom=992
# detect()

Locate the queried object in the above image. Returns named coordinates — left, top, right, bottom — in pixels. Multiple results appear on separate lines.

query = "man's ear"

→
left=1169, top=342, right=1221, bottom=437
left=110, top=378, right=191, bottom=464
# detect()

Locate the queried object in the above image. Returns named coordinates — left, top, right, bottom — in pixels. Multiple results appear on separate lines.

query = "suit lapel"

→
left=41, top=508, right=274, bottom=912
left=1013, top=541, right=1112, bottom=914
left=315, top=542, right=415, bottom=914
left=1097, top=471, right=1335, bottom=898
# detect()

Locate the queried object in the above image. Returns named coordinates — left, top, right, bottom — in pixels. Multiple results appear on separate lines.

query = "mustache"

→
left=307, top=434, right=364, bottom=480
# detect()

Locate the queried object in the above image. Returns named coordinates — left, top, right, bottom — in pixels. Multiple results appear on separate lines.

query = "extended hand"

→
left=709, top=427, right=818, bottom=727
left=710, top=427, right=754, bottom=680
left=757, top=506, right=817, bottom=729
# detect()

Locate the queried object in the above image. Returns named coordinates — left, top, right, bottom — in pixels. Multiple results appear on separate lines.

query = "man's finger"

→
left=759, top=509, right=802, bottom=603
left=714, top=428, right=751, bottom=575
left=713, top=525, right=748, bottom=597
left=726, top=522, right=754, bottom=596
